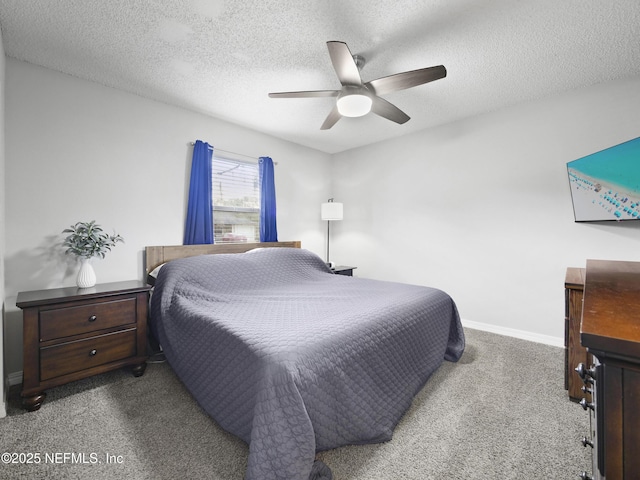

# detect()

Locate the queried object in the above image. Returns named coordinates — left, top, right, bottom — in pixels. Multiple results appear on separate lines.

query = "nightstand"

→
left=16, top=280, right=151, bottom=412
left=332, top=266, right=356, bottom=276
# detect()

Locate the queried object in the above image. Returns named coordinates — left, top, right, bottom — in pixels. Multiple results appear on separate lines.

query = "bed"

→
left=146, top=242, right=465, bottom=480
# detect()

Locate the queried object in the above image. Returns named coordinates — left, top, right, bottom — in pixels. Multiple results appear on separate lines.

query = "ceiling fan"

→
left=268, top=41, right=446, bottom=130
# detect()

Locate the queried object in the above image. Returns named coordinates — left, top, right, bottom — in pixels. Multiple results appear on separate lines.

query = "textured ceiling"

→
left=1, top=0, right=640, bottom=154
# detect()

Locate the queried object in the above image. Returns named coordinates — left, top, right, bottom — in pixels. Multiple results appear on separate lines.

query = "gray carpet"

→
left=0, top=328, right=591, bottom=479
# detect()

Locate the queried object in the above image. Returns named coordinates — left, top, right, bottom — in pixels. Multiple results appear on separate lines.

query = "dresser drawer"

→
left=40, top=329, right=137, bottom=381
left=39, top=297, right=137, bottom=341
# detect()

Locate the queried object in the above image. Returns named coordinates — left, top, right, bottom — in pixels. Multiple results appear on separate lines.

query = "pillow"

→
left=244, top=248, right=266, bottom=254
left=147, top=263, right=165, bottom=286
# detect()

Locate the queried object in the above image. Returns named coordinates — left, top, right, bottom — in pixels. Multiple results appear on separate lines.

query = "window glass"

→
left=212, top=156, right=260, bottom=243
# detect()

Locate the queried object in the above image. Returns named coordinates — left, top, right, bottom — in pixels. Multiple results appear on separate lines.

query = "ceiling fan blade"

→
left=366, top=65, right=446, bottom=96
left=327, top=41, right=362, bottom=86
left=320, top=105, right=342, bottom=130
left=371, top=96, right=410, bottom=124
left=269, top=90, right=339, bottom=98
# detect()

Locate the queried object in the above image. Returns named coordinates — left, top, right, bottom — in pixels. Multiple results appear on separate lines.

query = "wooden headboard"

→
left=144, top=241, right=302, bottom=276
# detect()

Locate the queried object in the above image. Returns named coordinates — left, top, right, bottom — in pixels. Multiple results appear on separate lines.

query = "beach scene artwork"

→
left=567, top=136, right=640, bottom=222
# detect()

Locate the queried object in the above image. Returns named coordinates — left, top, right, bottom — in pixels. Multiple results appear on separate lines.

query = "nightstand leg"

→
left=22, top=392, right=46, bottom=412
left=132, top=362, right=147, bottom=377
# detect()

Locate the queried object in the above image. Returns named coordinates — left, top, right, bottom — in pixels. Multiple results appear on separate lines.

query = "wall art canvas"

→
left=567, top=136, right=640, bottom=222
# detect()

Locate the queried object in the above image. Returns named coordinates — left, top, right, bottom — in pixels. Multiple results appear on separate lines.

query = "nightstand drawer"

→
left=40, top=297, right=137, bottom=341
left=40, top=329, right=137, bottom=381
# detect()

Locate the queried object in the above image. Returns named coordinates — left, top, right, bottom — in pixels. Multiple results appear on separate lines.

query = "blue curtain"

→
left=184, top=140, right=214, bottom=245
left=259, top=156, right=278, bottom=242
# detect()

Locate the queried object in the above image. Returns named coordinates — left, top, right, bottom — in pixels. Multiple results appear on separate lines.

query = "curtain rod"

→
left=190, top=142, right=275, bottom=163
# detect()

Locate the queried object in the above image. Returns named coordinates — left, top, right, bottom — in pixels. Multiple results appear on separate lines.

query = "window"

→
left=212, top=156, right=260, bottom=243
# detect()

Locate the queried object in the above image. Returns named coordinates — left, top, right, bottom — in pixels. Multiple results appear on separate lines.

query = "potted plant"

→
left=62, top=221, right=124, bottom=288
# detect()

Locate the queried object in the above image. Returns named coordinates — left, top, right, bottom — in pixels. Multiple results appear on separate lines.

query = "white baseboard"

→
left=461, top=319, right=564, bottom=348
left=0, top=376, right=9, bottom=418
left=8, top=371, right=23, bottom=387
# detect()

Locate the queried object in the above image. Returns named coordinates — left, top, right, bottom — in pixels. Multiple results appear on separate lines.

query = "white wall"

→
left=331, top=75, right=640, bottom=344
left=0, top=25, right=7, bottom=417
left=3, top=59, right=332, bottom=377
left=4, top=56, right=640, bottom=383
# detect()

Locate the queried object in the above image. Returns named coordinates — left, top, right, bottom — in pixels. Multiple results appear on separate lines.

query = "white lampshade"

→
left=337, top=95, right=372, bottom=117
left=321, top=201, right=343, bottom=221
left=336, top=86, right=372, bottom=117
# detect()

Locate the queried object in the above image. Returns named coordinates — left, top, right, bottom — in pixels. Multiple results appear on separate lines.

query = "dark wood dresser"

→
left=577, top=259, right=640, bottom=480
left=16, top=280, right=151, bottom=411
left=565, top=267, right=590, bottom=401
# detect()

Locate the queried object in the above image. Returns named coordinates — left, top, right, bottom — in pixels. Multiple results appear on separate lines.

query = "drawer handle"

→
left=89, top=349, right=97, bottom=356
left=579, top=398, right=595, bottom=411
left=88, top=315, right=97, bottom=322
left=575, top=363, right=596, bottom=383
left=581, top=436, right=594, bottom=448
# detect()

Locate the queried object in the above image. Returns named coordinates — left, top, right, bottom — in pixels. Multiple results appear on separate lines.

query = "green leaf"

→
left=61, top=221, right=124, bottom=259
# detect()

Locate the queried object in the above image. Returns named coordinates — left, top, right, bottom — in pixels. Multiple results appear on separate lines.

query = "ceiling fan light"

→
left=337, top=91, right=372, bottom=117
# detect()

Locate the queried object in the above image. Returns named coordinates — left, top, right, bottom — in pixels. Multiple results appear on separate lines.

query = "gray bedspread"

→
left=149, top=248, right=464, bottom=480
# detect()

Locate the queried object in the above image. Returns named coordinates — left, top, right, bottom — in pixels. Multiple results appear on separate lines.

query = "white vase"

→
left=77, top=258, right=97, bottom=288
